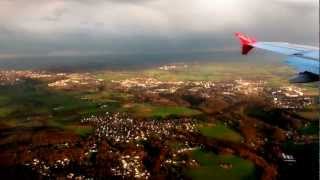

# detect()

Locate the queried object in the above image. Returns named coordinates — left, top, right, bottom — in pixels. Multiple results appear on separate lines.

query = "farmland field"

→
left=198, top=122, right=243, bottom=143
left=187, top=149, right=256, bottom=180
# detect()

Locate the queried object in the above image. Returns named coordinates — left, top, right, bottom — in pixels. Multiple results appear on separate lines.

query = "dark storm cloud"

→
left=0, top=0, right=318, bottom=58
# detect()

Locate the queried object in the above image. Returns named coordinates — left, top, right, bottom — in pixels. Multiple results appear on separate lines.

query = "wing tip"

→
left=235, top=32, right=256, bottom=55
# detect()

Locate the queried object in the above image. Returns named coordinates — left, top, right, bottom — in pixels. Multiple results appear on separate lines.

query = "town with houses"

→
left=110, top=76, right=313, bottom=110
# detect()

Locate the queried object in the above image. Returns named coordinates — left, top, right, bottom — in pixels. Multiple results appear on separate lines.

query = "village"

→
left=0, top=70, right=104, bottom=90
left=111, top=76, right=312, bottom=110
left=23, top=112, right=200, bottom=179
left=81, top=112, right=197, bottom=145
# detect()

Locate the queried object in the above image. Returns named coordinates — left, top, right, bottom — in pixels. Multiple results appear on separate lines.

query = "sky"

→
left=0, top=0, right=318, bottom=58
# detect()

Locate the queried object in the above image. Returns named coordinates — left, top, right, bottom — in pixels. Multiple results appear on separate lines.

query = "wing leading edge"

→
left=235, top=32, right=319, bottom=61
left=235, top=32, right=319, bottom=83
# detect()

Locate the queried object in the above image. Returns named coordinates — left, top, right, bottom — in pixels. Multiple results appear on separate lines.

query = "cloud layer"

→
left=0, top=0, right=318, bottom=57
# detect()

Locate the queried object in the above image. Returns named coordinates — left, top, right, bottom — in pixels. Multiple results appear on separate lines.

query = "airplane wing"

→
left=235, top=32, right=319, bottom=83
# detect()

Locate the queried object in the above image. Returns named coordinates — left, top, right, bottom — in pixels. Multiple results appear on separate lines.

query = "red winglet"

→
left=235, top=32, right=256, bottom=55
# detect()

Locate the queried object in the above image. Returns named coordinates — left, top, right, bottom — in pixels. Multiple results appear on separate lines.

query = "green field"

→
left=0, top=80, right=97, bottom=117
left=0, top=107, right=15, bottom=118
left=95, top=71, right=141, bottom=82
left=187, top=149, right=256, bottom=180
left=0, top=80, right=99, bottom=136
left=68, top=126, right=94, bottom=138
left=198, top=123, right=243, bottom=143
left=296, top=104, right=319, bottom=135
left=296, top=104, right=319, bottom=121
left=96, top=61, right=295, bottom=84
left=83, top=91, right=133, bottom=103
left=145, top=62, right=293, bottom=82
left=123, top=103, right=201, bottom=118
left=299, top=121, right=319, bottom=135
